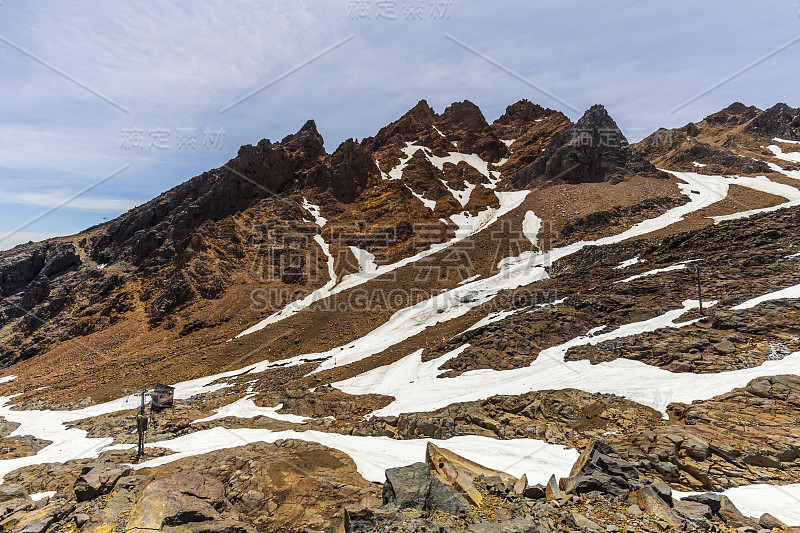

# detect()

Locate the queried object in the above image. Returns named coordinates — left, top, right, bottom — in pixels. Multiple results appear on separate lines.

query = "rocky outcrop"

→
left=560, top=440, right=642, bottom=498
left=126, top=471, right=253, bottom=533
left=745, top=102, right=800, bottom=140
left=73, top=461, right=131, bottom=501
left=511, top=104, right=665, bottom=188
left=381, top=462, right=470, bottom=515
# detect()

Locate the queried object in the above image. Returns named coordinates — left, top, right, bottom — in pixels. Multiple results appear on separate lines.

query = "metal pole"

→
left=696, top=268, right=704, bottom=316
left=136, top=386, right=147, bottom=462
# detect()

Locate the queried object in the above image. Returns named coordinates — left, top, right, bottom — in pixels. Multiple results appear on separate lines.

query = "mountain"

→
left=1, top=99, right=800, bottom=532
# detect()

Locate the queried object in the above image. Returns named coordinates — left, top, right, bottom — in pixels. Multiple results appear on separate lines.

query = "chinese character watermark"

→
left=121, top=127, right=224, bottom=150
left=348, top=0, right=452, bottom=20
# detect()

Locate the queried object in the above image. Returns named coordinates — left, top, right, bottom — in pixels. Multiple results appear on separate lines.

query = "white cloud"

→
left=0, top=231, right=63, bottom=251
left=0, top=190, right=138, bottom=213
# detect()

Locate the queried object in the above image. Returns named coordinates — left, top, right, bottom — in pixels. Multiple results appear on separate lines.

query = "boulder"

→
left=426, top=442, right=509, bottom=506
left=464, top=518, right=539, bottom=532
left=522, top=484, right=545, bottom=500
left=683, top=436, right=711, bottom=461
left=673, top=500, right=713, bottom=524
left=650, top=479, right=673, bottom=504
left=569, top=511, right=601, bottom=530
left=0, top=483, right=29, bottom=503
left=717, top=495, right=758, bottom=529
left=564, top=440, right=640, bottom=497
left=759, top=513, right=787, bottom=530
left=126, top=471, right=252, bottom=532
left=73, top=461, right=131, bottom=501
left=630, top=485, right=685, bottom=529
left=713, top=339, right=736, bottom=355
left=382, top=462, right=470, bottom=515
left=682, top=492, right=722, bottom=514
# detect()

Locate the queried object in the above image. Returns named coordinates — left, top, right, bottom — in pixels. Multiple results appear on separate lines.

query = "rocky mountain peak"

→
left=362, top=100, right=438, bottom=152
left=493, top=100, right=555, bottom=137
left=573, top=104, right=628, bottom=147
left=509, top=104, right=660, bottom=188
left=745, top=102, right=800, bottom=140
left=439, top=100, right=490, bottom=132
left=279, top=119, right=326, bottom=157
left=407, top=99, right=437, bottom=122
left=702, top=102, right=760, bottom=127
left=304, top=138, right=379, bottom=203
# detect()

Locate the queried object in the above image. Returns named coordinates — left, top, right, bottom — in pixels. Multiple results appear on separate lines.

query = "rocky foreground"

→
left=0, top=439, right=796, bottom=533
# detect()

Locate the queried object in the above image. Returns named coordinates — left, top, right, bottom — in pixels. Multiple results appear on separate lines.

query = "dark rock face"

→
left=703, top=102, right=760, bottom=126
left=73, top=461, right=132, bottom=501
left=511, top=105, right=664, bottom=187
left=91, top=123, right=324, bottom=269
left=560, top=440, right=642, bottom=498
left=745, top=102, right=800, bottom=140
left=438, top=100, right=505, bottom=159
left=363, top=99, right=439, bottom=153
left=305, top=138, right=379, bottom=203
left=492, top=100, right=556, bottom=138
left=0, top=242, right=79, bottom=297
left=382, top=462, right=470, bottom=515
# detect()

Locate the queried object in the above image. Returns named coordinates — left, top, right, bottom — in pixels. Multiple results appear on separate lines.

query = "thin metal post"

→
left=696, top=267, right=704, bottom=316
left=136, top=386, right=148, bottom=462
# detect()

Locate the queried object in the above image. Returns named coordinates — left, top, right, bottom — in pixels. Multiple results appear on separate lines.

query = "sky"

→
left=1, top=0, right=799, bottom=250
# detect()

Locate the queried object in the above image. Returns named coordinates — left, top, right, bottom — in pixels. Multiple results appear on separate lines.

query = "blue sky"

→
left=1, top=0, right=799, bottom=250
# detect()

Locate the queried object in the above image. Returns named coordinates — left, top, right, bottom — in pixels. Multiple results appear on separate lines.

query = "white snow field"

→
left=676, top=485, right=800, bottom=526
left=0, top=166, right=799, bottom=520
left=768, top=144, right=800, bottom=164
left=614, top=261, right=692, bottom=284
left=337, top=300, right=800, bottom=418
left=732, top=281, right=800, bottom=310
left=133, top=427, right=578, bottom=485
left=615, top=256, right=642, bottom=269
left=236, top=189, right=529, bottom=337
left=765, top=159, right=800, bottom=180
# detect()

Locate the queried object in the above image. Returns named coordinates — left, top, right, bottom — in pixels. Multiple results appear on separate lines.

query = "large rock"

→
left=465, top=518, right=541, bottom=532
left=630, top=485, right=685, bottom=529
left=759, top=513, right=787, bottom=530
left=73, top=461, right=131, bottom=501
left=561, top=440, right=641, bottom=497
left=681, top=492, right=758, bottom=529
left=344, top=507, right=442, bottom=533
left=672, top=500, right=712, bottom=525
left=0, top=484, right=28, bottom=503
left=12, top=502, right=75, bottom=533
left=426, top=442, right=516, bottom=506
left=382, top=462, right=470, bottom=515
left=126, top=471, right=253, bottom=532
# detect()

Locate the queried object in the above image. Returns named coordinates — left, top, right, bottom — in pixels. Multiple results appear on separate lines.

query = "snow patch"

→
left=767, top=161, right=800, bottom=180
left=768, top=144, right=800, bottom=164
left=349, top=246, right=377, bottom=275
left=134, top=426, right=578, bottom=485
left=193, top=396, right=309, bottom=424
left=615, top=261, right=693, bottom=284
left=731, top=281, right=800, bottom=309
left=522, top=211, right=541, bottom=247
left=337, top=299, right=734, bottom=418
left=302, top=198, right=327, bottom=227
left=614, top=256, right=642, bottom=269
